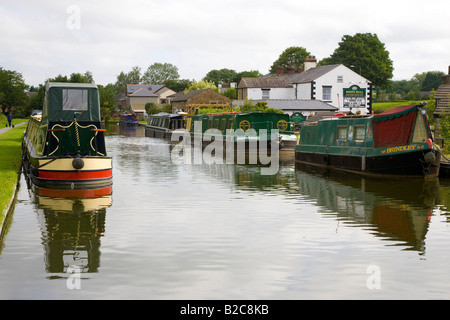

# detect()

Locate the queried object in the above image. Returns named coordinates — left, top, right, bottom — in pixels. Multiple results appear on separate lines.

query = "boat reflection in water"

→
left=32, top=185, right=112, bottom=275
left=295, top=163, right=440, bottom=253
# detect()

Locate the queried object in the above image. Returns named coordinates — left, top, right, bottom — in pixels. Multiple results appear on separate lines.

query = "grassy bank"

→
left=0, top=125, right=26, bottom=219
left=372, top=101, right=426, bottom=114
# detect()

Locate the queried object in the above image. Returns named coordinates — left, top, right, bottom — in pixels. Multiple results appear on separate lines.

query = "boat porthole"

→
left=239, top=120, right=251, bottom=131
left=277, top=120, right=288, bottom=131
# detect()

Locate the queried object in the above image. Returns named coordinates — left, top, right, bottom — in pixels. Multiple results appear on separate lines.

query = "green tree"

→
left=115, top=66, right=142, bottom=93
left=28, top=84, right=46, bottom=111
left=269, top=46, right=311, bottom=74
left=0, top=67, right=28, bottom=108
left=163, top=79, right=192, bottom=92
left=236, top=70, right=261, bottom=84
left=319, top=33, right=393, bottom=89
left=98, top=83, right=118, bottom=116
left=223, top=87, right=237, bottom=99
left=203, top=68, right=238, bottom=86
left=142, top=63, right=179, bottom=84
left=237, top=99, right=282, bottom=113
left=184, top=80, right=220, bottom=93
left=422, top=71, right=444, bottom=91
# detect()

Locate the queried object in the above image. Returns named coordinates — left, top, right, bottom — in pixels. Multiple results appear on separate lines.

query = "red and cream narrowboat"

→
left=22, top=82, right=112, bottom=188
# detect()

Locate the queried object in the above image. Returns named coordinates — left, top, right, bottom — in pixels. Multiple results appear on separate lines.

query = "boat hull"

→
left=145, top=126, right=172, bottom=140
left=23, top=149, right=113, bottom=188
left=295, top=148, right=441, bottom=178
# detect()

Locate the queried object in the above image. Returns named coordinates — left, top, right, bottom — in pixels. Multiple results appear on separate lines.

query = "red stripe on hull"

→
left=38, top=169, right=112, bottom=181
left=38, top=186, right=112, bottom=198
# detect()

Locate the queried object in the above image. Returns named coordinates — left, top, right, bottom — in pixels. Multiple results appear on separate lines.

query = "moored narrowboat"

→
left=183, top=111, right=298, bottom=154
left=119, top=113, right=139, bottom=127
left=145, top=112, right=184, bottom=139
left=295, top=104, right=440, bottom=178
left=22, top=82, right=113, bottom=188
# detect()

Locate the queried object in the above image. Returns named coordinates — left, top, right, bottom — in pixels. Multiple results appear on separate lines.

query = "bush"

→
left=0, top=114, right=6, bottom=127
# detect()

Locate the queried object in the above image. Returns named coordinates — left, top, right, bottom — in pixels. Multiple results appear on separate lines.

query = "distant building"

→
left=117, top=84, right=176, bottom=120
left=170, top=88, right=232, bottom=114
left=237, top=56, right=372, bottom=115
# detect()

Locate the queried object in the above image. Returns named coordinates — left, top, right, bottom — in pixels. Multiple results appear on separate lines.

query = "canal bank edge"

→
left=0, top=178, right=20, bottom=241
left=0, top=123, right=27, bottom=237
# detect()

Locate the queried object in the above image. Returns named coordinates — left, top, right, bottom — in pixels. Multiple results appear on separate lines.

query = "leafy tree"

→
left=49, top=71, right=94, bottom=83
left=203, top=68, right=238, bottom=86
left=223, top=87, right=237, bottom=99
left=237, top=99, right=282, bottom=114
left=236, top=70, right=261, bottom=84
left=142, top=63, right=179, bottom=84
left=184, top=80, right=220, bottom=93
left=319, top=33, right=393, bottom=89
left=163, top=79, right=192, bottom=92
left=98, top=83, right=118, bottom=116
left=115, top=66, right=142, bottom=93
left=269, top=46, right=311, bottom=74
left=28, top=84, right=46, bottom=111
left=421, top=71, right=444, bottom=91
left=0, top=67, right=28, bottom=108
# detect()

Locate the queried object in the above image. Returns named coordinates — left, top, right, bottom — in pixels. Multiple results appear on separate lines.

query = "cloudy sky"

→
left=1, top=0, right=449, bottom=87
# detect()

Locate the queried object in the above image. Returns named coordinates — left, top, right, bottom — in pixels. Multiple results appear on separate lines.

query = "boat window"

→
left=62, top=89, right=88, bottom=111
left=220, top=119, right=227, bottom=131
left=337, top=126, right=347, bottom=140
left=214, top=119, right=219, bottom=129
left=208, top=119, right=213, bottom=129
left=228, top=119, right=234, bottom=129
left=186, top=118, right=192, bottom=131
left=354, top=125, right=365, bottom=141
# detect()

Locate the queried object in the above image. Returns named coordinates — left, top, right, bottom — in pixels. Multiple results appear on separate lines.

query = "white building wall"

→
left=246, top=87, right=295, bottom=100
left=314, top=65, right=371, bottom=114
left=296, top=83, right=312, bottom=99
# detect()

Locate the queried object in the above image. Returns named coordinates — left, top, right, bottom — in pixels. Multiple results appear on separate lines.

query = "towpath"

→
left=0, top=122, right=27, bottom=135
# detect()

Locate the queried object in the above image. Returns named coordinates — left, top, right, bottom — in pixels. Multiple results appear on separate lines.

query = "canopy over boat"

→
left=43, top=82, right=101, bottom=123
left=372, top=104, right=432, bottom=148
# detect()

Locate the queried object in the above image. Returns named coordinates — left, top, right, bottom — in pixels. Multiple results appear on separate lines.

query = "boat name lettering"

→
left=381, top=145, right=418, bottom=154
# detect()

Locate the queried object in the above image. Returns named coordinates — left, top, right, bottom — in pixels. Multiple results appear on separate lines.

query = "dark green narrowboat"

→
left=183, top=111, right=298, bottom=154
left=145, top=112, right=184, bottom=139
left=295, top=104, right=440, bottom=178
left=22, top=82, right=112, bottom=188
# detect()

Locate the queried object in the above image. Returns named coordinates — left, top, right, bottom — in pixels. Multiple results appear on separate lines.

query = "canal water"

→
left=1, top=124, right=450, bottom=300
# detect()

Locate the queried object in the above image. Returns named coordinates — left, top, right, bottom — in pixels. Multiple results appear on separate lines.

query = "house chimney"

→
left=297, top=66, right=305, bottom=73
left=276, top=66, right=284, bottom=75
left=287, top=65, right=296, bottom=74
left=304, top=56, right=317, bottom=71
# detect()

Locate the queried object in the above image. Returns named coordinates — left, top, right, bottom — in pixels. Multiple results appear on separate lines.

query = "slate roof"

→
left=288, top=64, right=341, bottom=83
left=238, top=75, right=293, bottom=88
left=232, top=99, right=337, bottom=112
left=126, top=84, right=164, bottom=97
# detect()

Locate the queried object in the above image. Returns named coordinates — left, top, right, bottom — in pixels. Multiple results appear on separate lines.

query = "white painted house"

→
left=237, top=56, right=373, bottom=115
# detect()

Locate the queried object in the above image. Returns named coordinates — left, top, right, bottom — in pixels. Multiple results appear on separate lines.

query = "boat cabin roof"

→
left=43, top=82, right=101, bottom=123
left=150, top=112, right=182, bottom=119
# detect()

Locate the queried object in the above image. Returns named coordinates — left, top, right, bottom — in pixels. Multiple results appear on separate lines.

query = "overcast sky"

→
left=1, top=0, right=449, bottom=87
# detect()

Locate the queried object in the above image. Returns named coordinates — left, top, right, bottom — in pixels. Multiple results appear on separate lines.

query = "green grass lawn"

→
left=372, top=101, right=427, bottom=114
left=0, top=124, right=26, bottom=219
